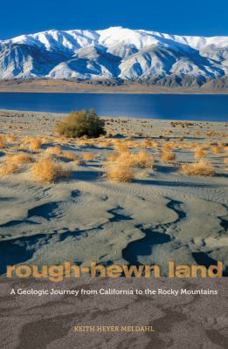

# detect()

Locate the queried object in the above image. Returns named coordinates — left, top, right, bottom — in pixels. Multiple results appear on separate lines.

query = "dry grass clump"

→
left=104, top=162, right=135, bottom=182
left=62, top=151, right=78, bottom=161
left=0, top=163, right=19, bottom=176
left=206, top=131, right=214, bottom=137
left=141, top=139, right=158, bottom=149
left=97, top=139, right=113, bottom=148
left=142, top=139, right=152, bottom=148
left=150, top=141, right=158, bottom=149
left=106, top=152, right=119, bottom=162
left=31, top=157, right=70, bottom=183
left=160, top=150, right=176, bottom=163
left=106, top=150, right=154, bottom=169
left=125, top=140, right=139, bottom=149
left=114, top=141, right=129, bottom=153
left=29, top=138, right=42, bottom=151
left=81, top=152, right=96, bottom=161
left=0, top=150, right=33, bottom=176
left=5, top=153, right=34, bottom=165
left=211, top=145, right=223, bottom=154
left=181, top=160, right=215, bottom=176
left=162, top=143, right=174, bottom=152
left=108, top=151, right=136, bottom=167
left=188, top=142, right=199, bottom=150
left=19, top=136, right=29, bottom=146
left=114, top=152, right=136, bottom=167
left=104, top=149, right=135, bottom=182
left=194, top=147, right=207, bottom=160
left=20, top=137, right=43, bottom=152
left=104, top=150, right=153, bottom=182
left=0, top=135, right=5, bottom=149
left=6, top=134, right=17, bottom=143
left=45, top=146, right=62, bottom=156
left=131, top=151, right=154, bottom=168
left=74, top=138, right=92, bottom=147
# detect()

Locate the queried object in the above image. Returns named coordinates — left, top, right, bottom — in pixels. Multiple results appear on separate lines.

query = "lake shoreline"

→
left=0, top=109, right=228, bottom=124
left=0, top=80, right=228, bottom=94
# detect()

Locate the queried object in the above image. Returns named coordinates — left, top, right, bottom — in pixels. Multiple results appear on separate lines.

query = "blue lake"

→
left=0, top=92, right=228, bottom=122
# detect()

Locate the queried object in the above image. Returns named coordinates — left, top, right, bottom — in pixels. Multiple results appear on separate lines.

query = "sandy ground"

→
left=0, top=110, right=227, bottom=273
left=0, top=110, right=227, bottom=348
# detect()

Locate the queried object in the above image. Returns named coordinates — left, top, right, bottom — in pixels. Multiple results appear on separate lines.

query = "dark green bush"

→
left=56, top=110, right=106, bottom=138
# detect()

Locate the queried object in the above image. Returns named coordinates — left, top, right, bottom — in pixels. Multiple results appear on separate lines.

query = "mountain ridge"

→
left=0, top=27, right=227, bottom=88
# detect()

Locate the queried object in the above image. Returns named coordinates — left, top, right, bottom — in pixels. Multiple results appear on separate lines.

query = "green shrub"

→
left=56, top=110, right=106, bottom=138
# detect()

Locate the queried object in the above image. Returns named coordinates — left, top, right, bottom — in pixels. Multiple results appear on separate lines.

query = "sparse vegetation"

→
left=181, top=160, right=215, bottom=176
left=6, top=135, right=17, bottom=143
left=104, top=161, right=135, bottom=182
left=56, top=110, right=106, bottom=138
left=28, top=138, right=42, bottom=151
left=211, top=145, right=223, bottom=154
left=161, top=150, right=176, bottom=163
left=5, top=153, right=34, bottom=165
left=31, top=157, right=70, bottom=183
left=0, top=163, right=19, bottom=176
left=62, top=151, right=78, bottom=161
left=81, top=152, right=96, bottom=161
left=106, top=152, right=119, bottom=162
left=0, top=115, right=227, bottom=186
left=194, top=147, right=207, bottom=160
left=45, top=146, right=62, bottom=156
left=113, top=151, right=136, bottom=167
left=0, top=135, right=5, bottom=149
left=20, top=137, right=43, bottom=152
left=114, top=141, right=129, bottom=153
left=131, top=151, right=154, bottom=168
left=104, top=149, right=153, bottom=182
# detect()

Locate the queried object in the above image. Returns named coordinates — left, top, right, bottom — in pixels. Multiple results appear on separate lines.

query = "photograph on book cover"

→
left=0, top=0, right=227, bottom=348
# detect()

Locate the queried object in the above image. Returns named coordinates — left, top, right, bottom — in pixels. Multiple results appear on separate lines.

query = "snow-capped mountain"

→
left=0, top=27, right=228, bottom=87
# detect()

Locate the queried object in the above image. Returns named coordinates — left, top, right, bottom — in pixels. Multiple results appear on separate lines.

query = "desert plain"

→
left=0, top=109, right=227, bottom=275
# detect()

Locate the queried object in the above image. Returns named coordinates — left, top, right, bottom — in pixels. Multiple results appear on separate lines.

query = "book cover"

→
left=0, top=1, right=227, bottom=348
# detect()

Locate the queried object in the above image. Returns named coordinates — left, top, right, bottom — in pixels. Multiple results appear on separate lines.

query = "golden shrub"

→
left=45, top=146, right=62, bottom=156
left=81, top=152, right=95, bottom=161
left=0, top=163, right=19, bottom=176
left=131, top=151, right=154, bottom=168
left=181, top=160, right=215, bottom=176
left=62, top=151, right=78, bottom=161
left=5, top=153, right=34, bottom=165
left=160, top=150, right=176, bottom=163
left=104, top=162, right=135, bottom=182
left=211, top=145, right=223, bottom=154
left=194, top=147, right=207, bottom=160
left=31, top=157, right=70, bottom=183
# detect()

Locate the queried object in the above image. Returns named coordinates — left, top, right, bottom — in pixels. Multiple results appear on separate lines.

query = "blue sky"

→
left=1, top=0, right=228, bottom=39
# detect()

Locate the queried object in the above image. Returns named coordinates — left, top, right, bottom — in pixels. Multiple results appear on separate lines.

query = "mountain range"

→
left=0, top=27, right=228, bottom=88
